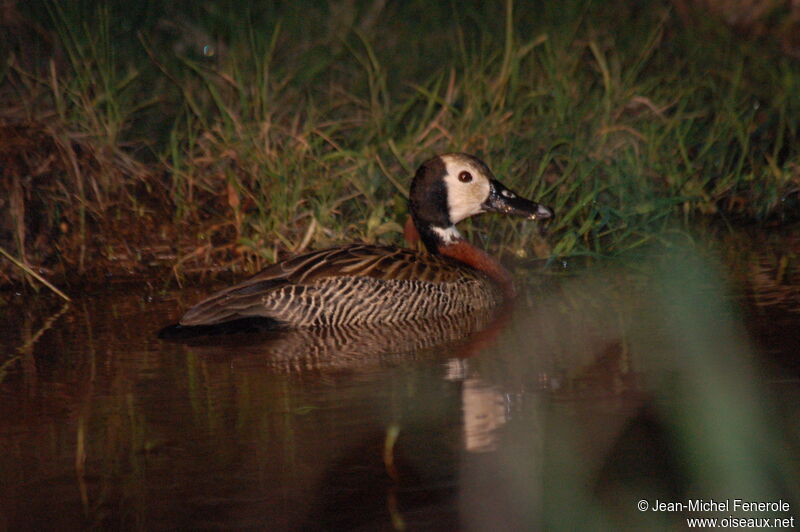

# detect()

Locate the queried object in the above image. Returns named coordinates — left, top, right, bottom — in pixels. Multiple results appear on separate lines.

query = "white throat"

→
left=431, top=225, right=462, bottom=245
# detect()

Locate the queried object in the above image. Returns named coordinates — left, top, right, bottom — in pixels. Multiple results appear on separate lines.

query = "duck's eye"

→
left=458, top=171, right=473, bottom=183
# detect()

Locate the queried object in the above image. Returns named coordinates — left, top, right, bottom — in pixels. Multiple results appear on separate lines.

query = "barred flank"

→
left=179, top=244, right=503, bottom=328
left=261, top=276, right=500, bottom=327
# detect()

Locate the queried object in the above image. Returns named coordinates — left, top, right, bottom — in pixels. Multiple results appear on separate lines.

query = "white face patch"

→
left=440, top=155, right=492, bottom=224
left=431, top=225, right=463, bottom=244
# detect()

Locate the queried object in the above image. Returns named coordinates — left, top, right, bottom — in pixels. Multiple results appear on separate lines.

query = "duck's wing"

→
left=178, top=244, right=478, bottom=326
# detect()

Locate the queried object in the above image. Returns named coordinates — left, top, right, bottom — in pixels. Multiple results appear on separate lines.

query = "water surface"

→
left=1, top=236, right=798, bottom=530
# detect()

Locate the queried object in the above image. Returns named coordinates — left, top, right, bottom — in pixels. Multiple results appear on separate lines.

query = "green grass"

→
left=2, top=0, right=799, bottom=281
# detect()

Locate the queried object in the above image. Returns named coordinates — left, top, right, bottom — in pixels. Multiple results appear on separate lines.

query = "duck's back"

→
left=179, top=244, right=502, bottom=328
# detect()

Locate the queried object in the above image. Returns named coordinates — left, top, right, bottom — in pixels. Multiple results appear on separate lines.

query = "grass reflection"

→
left=0, top=242, right=797, bottom=529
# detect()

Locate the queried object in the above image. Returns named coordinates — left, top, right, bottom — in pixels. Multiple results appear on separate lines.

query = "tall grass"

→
left=2, top=0, right=799, bottom=282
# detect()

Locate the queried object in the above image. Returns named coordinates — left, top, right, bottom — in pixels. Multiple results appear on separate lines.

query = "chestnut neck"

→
left=408, top=211, right=515, bottom=298
left=436, top=239, right=516, bottom=299
left=403, top=215, right=421, bottom=247
left=437, top=240, right=515, bottom=299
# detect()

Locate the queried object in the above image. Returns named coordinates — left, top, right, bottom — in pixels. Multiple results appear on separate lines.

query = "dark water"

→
left=1, top=237, right=799, bottom=531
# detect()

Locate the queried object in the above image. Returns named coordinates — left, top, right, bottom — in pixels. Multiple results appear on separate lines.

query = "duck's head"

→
left=409, top=153, right=553, bottom=252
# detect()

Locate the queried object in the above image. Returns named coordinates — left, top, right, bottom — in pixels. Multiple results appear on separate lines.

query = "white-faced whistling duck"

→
left=163, top=153, right=553, bottom=334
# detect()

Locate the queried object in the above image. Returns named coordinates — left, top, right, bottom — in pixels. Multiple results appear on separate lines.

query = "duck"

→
left=161, top=153, right=553, bottom=335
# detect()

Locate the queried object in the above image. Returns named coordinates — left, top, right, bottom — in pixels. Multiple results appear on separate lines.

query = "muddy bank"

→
left=0, top=121, right=268, bottom=287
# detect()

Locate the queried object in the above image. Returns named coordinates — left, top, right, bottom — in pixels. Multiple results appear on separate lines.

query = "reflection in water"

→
left=461, top=376, right=508, bottom=453
left=724, top=229, right=800, bottom=314
left=0, top=236, right=799, bottom=530
left=461, top=248, right=799, bottom=530
left=176, top=305, right=506, bottom=372
left=445, top=358, right=514, bottom=454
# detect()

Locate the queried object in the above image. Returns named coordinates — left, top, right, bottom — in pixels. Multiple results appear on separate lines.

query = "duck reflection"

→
left=173, top=305, right=513, bottom=373
left=460, top=377, right=508, bottom=453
